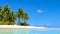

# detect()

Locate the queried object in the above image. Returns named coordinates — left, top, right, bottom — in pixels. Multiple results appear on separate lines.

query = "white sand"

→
left=0, top=25, right=59, bottom=30
left=0, top=25, right=45, bottom=29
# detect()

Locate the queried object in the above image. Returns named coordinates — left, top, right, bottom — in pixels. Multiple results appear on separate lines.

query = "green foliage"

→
left=21, top=22, right=29, bottom=26
left=0, top=4, right=29, bottom=26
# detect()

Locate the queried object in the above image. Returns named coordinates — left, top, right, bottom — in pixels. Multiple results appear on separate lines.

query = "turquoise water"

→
left=0, top=29, right=60, bottom=34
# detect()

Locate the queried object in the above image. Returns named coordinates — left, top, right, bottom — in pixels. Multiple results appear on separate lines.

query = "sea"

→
left=0, top=29, right=60, bottom=34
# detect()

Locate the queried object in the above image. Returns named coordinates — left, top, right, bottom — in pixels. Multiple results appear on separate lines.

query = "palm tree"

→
left=3, top=4, right=16, bottom=25
left=0, top=6, right=4, bottom=25
left=8, top=11, right=16, bottom=25
left=0, top=6, right=3, bottom=21
left=2, top=4, right=15, bottom=25
left=22, top=13, right=29, bottom=26
left=3, top=4, right=9, bottom=21
left=3, top=4, right=10, bottom=24
left=23, top=13, right=29, bottom=22
left=17, top=8, right=24, bottom=25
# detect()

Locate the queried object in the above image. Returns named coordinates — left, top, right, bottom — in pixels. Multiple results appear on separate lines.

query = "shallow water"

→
left=0, top=29, right=60, bottom=34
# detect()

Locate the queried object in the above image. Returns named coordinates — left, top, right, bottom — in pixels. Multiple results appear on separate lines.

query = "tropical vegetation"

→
left=0, top=4, right=29, bottom=26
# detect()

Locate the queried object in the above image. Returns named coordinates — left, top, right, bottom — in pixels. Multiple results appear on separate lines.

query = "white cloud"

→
left=37, top=9, right=43, bottom=13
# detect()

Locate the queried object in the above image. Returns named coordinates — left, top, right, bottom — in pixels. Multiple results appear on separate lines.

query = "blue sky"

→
left=0, top=0, right=60, bottom=28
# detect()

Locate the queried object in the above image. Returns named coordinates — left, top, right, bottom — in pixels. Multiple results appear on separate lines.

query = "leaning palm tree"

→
left=17, top=8, right=24, bottom=25
left=22, top=13, right=29, bottom=26
left=22, top=13, right=29, bottom=23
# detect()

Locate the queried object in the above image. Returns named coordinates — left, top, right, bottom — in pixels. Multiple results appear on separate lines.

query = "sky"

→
left=0, top=0, right=60, bottom=28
